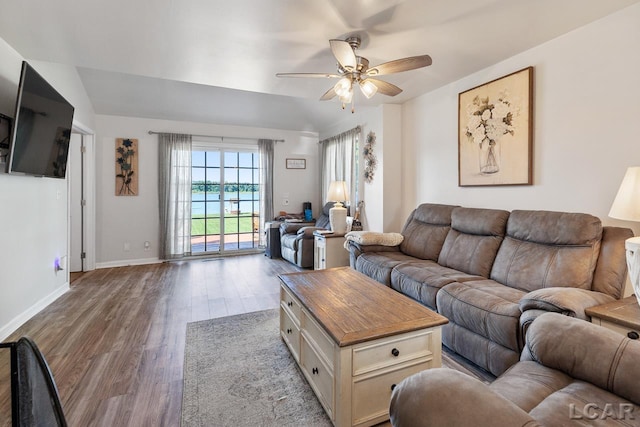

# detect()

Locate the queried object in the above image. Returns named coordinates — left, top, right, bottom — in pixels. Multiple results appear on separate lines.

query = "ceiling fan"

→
left=276, top=36, right=432, bottom=111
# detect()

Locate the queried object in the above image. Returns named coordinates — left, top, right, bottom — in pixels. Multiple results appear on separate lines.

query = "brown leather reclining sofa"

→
left=390, top=312, right=640, bottom=426
left=346, top=203, right=633, bottom=376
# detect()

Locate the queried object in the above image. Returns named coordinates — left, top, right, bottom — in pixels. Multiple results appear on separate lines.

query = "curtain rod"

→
left=147, top=131, right=284, bottom=143
left=319, top=125, right=361, bottom=144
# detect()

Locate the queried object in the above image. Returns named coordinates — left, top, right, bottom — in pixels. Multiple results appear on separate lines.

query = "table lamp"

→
left=327, top=181, right=349, bottom=234
left=609, top=166, right=640, bottom=307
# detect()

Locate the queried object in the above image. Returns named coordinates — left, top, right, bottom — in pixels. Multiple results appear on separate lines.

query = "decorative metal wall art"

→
left=363, top=131, right=377, bottom=183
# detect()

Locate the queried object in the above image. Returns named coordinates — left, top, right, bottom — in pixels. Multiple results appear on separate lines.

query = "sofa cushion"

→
left=399, top=203, right=457, bottom=261
left=490, top=210, right=603, bottom=292
left=390, top=261, right=485, bottom=310
left=355, top=252, right=417, bottom=286
left=437, top=280, right=525, bottom=351
left=437, top=207, right=509, bottom=277
left=490, top=361, right=573, bottom=412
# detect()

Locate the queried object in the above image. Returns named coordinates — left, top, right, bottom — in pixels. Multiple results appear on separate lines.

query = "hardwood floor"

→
left=0, top=255, right=492, bottom=426
left=0, top=254, right=301, bottom=427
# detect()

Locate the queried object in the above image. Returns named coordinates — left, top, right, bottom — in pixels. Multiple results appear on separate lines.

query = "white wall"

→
left=0, top=37, right=96, bottom=339
left=402, top=3, right=640, bottom=239
left=95, top=115, right=320, bottom=266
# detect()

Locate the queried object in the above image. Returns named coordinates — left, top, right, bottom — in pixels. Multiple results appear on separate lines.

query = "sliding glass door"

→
left=191, top=147, right=260, bottom=254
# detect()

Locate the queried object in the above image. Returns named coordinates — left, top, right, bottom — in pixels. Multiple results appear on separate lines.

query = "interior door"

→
left=69, top=133, right=83, bottom=272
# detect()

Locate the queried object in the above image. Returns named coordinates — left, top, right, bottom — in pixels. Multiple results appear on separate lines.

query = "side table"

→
left=313, top=231, right=350, bottom=270
left=585, top=296, right=640, bottom=340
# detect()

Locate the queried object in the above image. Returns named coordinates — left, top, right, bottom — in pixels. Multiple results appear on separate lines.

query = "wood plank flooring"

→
left=0, top=255, right=492, bottom=426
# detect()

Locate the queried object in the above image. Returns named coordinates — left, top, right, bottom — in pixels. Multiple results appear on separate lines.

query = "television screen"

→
left=8, top=61, right=75, bottom=178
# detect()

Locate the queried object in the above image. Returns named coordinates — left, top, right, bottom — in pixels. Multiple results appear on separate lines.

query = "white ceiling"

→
left=0, top=0, right=638, bottom=132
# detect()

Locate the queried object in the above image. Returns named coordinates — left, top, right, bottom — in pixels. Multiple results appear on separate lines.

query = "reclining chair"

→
left=279, top=202, right=334, bottom=268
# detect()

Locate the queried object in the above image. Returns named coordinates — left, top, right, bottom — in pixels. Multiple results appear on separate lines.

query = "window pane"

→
left=206, top=167, right=220, bottom=182
left=191, top=218, right=205, bottom=236
left=192, top=151, right=205, bottom=167
left=224, top=152, right=238, bottom=167
left=224, top=167, right=239, bottom=183
left=238, top=152, right=253, bottom=168
left=192, top=167, right=205, bottom=182
left=206, top=201, right=220, bottom=216
left=238, top=169, right=253, bottom=184
left=206, top=151, right=221, bottom=167
left=192, top=201, right=205, bottom=219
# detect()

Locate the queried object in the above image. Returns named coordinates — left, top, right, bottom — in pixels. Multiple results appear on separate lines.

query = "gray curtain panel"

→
left=158, top=132, right=193, bottom=259
left=320, top=126, right=360, bottom=209
left=258, top=139, right=274, bottom=247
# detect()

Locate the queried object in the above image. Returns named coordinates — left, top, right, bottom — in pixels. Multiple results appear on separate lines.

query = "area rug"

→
left=181, top=309, right=332, bottom=427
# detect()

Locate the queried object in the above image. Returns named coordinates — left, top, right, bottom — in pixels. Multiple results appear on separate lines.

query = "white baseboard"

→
left=96, top=257, right=162, bottom=269
left=0, top=283, right=70, bottom=342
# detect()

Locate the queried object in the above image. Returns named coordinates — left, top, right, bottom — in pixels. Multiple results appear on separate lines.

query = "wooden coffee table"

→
left=279, top=267, right=448, bottom=427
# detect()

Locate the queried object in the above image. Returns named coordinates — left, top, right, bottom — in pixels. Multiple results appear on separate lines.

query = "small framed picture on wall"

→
left=286, top=158, right=306, bottom=169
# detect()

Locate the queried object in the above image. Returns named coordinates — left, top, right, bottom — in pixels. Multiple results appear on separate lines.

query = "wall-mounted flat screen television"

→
left=8, top=61, right=75, bottom=178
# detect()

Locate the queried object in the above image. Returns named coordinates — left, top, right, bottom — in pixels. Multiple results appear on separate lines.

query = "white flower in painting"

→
left=481, top=109, right=491, bottom=121
left=485, top=119, right=509, bottom=142
left=471, top=124, right=486, bottom=145
left=467, top=115, right=481, bottom=132
left=491, top=101, right=510, bottom=120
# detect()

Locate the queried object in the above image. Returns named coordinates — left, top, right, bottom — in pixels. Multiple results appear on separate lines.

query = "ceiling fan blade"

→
left=319, top=87, right=337, bottom=101
left=366, top=55, right=432, bottom=76
left=276, top=73, right=341, bottom=78
left=366, top=78, right=403, bottom=96
left=329, top=39, right=357, bottom=71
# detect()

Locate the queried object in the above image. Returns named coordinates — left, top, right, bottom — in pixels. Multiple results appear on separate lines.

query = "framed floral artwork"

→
left=115, top=138, right=138, bottom=196
left=458, top=67, right=533, bottom=186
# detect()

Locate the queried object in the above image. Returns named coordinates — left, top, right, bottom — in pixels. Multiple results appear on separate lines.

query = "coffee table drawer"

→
left=301, top=336, right=334, bottom=417
left=303, top=313, right=335, bottom=368
left=281, top=285, right=302, bottom=323
left=352, top=330, right=435, bottom=376
left=280, top=307, right=300, bottom=362
left=352, top=360, right=430, bottom=426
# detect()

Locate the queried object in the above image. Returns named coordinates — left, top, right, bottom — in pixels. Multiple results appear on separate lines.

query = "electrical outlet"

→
left=124, top=242, right=130, bottom=252
left=144, top=241, right=151, bottom=251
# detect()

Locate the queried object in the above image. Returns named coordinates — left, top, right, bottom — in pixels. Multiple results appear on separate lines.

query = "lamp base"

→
left=329, top=202, right=348, bottom=234
left=625, top=237, right=640, bottom=308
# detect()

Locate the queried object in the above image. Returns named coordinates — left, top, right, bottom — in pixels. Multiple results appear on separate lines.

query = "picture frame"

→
left=458, top=66, right=533, bottom=186
left=286, top=158, right=306, bottom=169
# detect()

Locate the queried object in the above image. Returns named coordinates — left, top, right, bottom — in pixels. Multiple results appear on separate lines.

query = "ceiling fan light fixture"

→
left=334, top=77, right=352, bottom=97
left=338, top=89, right=353, bottom=104
left=359, top=80, right=378, bottom=99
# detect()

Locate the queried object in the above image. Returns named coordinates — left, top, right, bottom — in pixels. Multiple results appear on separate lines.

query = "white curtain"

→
left=258, top=139, right=274, bottom=247
left=158, top=133, right=192, bottom=259
left=321, top=126, right=360, bottom=209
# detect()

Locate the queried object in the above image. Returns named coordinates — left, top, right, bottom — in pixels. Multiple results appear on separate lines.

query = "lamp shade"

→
left=609, top=167, right=640, bottom=222
left=327, top=181, right=349, bottom=203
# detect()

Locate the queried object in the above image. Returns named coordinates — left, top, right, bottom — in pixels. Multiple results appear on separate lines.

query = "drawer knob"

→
left=391, top=384, right=397, bottom=391
left=312, top=367, right=319, bottom=375
left=628, top=331, right=639, bottom=340
left=286, top=328, right=292, bottom=334
left=391, top=348, right=400, bottom=357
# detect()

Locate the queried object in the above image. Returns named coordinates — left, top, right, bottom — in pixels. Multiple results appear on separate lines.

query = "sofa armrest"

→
left=345, top=240, right=401, bottom=268
left=297, top=226, right=324, bottom=238
left=279, top=222, right=314, bottom=235
left=519, top=287, right=616, bottom=321
left=345, top=240, right=400, bottom=256
left=390, top=369, right=539, bottom=427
